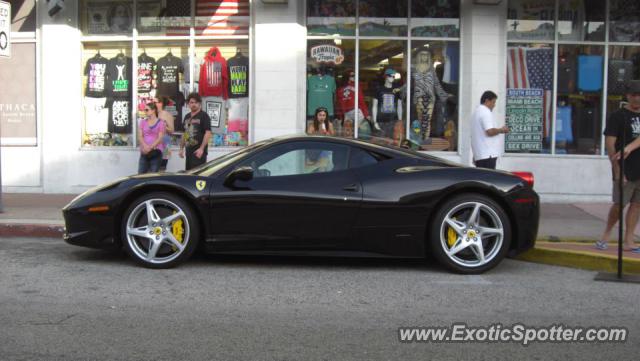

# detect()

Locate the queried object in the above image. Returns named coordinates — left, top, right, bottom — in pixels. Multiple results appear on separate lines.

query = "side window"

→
left=349, top=148, right=380, bottom=169
left=240, top=142, right=350, bottom=178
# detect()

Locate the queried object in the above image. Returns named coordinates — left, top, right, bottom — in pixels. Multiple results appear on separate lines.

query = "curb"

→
left=0, top=223, right=64, bottom=238
left=515, top=245, right=640, bottom=275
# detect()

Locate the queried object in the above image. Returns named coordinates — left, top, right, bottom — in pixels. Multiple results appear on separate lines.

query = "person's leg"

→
left=624, top=202, right=640, bottom=249
left=600, top=203, right=620, bottom=243
left=159, top=158, right=168, bottom=172
left=149, top=153, right=162, bottom=173
left=623, top=182, right=640, bottom=249
left=138, top=156, right=149, bottom=174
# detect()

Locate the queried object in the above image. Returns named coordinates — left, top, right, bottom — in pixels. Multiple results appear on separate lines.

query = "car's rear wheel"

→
left=121, top=192, right=199, bottom=268
left=430, top=194, right=511, bottom=274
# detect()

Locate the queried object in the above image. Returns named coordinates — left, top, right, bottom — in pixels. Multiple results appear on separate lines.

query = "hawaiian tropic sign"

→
left=310, top=45, right=344, bottom=65
left=0, top=1, right=10, bottom=58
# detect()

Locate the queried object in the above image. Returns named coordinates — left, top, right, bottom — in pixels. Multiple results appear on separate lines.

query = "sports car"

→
left=63, top=135, right=539, bottom=274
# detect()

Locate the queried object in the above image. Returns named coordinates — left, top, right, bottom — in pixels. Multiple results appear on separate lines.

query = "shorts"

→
left=612, top=179, right=640, bottom=205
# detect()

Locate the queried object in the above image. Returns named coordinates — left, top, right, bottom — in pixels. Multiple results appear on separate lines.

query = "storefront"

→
left=1, top=0, right=639, bottom=201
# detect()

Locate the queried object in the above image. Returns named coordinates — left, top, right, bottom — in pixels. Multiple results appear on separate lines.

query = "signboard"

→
left=505, top=88, right=543, bottom=152
left=0, top=1, right=10, bottom=58
left=310, top=45, right=344, bottom=65
left=0, top=43, right=37, bottom=145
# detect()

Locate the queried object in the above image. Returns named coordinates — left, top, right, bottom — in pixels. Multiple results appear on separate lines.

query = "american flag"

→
left=167, top=0, right=250, bottom=36
left=507, top=46, right=554, bottom=137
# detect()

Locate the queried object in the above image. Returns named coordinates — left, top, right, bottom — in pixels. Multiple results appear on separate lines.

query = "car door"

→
left=210, top=140, right=362, bottom=251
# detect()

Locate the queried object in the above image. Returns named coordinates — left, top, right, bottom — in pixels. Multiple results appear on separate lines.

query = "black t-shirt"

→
left=227, top=54, right=249, bottom=98
left=107, top=98, right=132, bottom=134
left=604, top=107, right=640, bottom=181
left=138, top=53, right=156, bottom=93
left=84, top=55, right=109, bottom=98
left=183, top=110, right=212, bottom=153
left=376, top=85, right=401, bottom=121
left=107, top=55, right=132, bottom=98
left=156, top=54, right=184, bottom=98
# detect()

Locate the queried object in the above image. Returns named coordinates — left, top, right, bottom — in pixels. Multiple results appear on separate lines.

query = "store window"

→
left=307, top=0, right=355, bottom=36
left=9, top=0, right=36, bottom=33
left=306, top=0, right=460, bottom=152
left=80, top=0, right=251, bottom=148
left=506, top=0, right=640, bottom=156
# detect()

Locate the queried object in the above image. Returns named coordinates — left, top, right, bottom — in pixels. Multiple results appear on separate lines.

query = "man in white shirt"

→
left=471, top=91, right=509, bottom=169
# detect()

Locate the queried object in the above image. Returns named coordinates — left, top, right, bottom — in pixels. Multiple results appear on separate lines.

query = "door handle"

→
left=342, top=183, right=360, bottom=192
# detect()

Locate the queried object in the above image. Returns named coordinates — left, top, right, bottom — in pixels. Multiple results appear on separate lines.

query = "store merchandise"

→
left=608, top=59, right=633, bottom=95
left=84, top=52, right=109, bottom=98
left=307, top=73, right=336, bottom=116
left=84, top=97, right=109, bottom=134
left=137, top=52, right=156, bottom=93
left=202, top=96, right=226, bottom=134
left=200, top=47, right=229, bottom=99
left=577, top=55, right=603, bottom=92
left=107, top=98, right=132, bottom=134
left=227, top=51, right=249, bottom=98
left=107, top=53, right=133, bottom=98
left=156, top=51, right=184, bottom=98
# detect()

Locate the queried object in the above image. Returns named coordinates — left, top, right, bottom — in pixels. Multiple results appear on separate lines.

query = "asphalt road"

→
left=0, top=237, right=638, bottom=361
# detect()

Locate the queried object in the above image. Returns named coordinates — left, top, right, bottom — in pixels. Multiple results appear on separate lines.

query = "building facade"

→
left=1, top=0, right=638, bottom=201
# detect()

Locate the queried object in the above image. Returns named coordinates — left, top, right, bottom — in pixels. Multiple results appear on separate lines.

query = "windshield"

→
left=188, top=139, right=271, bottom=177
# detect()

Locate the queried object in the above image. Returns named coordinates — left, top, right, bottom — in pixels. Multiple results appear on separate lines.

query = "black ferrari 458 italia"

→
left=63, top=135, right=539, bottom=274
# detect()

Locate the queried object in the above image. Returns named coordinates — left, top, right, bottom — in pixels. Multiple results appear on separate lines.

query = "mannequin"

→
left=412, top=49, right=448, bottom=140
left=372, top=68, right=403, bottom=139
left=336, top=69, right=370, bottom=137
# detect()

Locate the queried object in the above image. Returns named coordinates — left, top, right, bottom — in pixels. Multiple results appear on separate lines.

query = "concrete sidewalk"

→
left=1, top=193, right=639, bottom=273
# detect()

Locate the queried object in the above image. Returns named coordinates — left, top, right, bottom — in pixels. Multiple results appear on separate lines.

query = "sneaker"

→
left=595, top=240, right=608, bottom=250
left=631, top=247, right=640, bottom=254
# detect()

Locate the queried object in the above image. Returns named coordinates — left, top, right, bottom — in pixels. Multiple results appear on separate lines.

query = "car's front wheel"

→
left=430, top=194, right=511, bottom=274
left=121, top=192, right=199, bottom=268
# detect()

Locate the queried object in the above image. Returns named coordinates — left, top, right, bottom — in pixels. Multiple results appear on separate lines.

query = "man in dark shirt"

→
left=179, top=93, right=212, bottom=170
left=596, top=80, right=640, bottom=253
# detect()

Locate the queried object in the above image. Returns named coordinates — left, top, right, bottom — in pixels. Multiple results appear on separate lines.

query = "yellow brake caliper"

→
left=170, top=212, right=184, bottom=251
left=447, top=217, right=457, bottom=247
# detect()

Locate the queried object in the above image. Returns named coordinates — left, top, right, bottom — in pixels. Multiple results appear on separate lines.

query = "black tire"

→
left=429, top=193, right=511, bottom=274
left=121, top=192, right=200, bottom=269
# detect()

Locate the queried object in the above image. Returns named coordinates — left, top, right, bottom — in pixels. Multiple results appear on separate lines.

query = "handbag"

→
left=144, top=149, right=162, bottom=160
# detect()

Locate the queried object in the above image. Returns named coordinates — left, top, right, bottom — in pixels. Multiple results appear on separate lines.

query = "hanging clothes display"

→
left=199, top=46, right=229, bottom=99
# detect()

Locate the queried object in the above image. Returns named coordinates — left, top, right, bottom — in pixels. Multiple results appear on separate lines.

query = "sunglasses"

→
left=145, top=108, right=152, bottom=111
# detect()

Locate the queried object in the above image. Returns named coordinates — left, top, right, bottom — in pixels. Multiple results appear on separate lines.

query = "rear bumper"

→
left=506, top=188, right=540, bottom=256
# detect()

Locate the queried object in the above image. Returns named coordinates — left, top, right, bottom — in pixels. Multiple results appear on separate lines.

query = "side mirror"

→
left=224, top=166, right=254, bottom=188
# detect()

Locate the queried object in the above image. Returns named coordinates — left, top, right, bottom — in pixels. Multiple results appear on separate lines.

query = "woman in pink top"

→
left=137, top=102, right=166, bottom=174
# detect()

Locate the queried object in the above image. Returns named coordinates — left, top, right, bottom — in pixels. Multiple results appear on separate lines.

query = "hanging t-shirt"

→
left=156, top=53, right=184, bottom=98
left=84, top=55, right=109, bottom=98
left=227, top=54, right=249, bottom=98
left=182, top=55, right=202, bottom=84
left=199, top=47, right=229, bottom=98
left=307, top=75, right=336, bottom=117
left=107, top=54, right=133, bottom=98
left=107, top=98, right=132, bottom=134
left=137, top=53, right=156, bottom=94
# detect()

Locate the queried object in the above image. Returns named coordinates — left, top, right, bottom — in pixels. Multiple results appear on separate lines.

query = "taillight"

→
left=512, top=171, right=534, bottom=188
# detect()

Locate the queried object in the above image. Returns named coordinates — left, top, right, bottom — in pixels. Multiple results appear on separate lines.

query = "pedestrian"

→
left=154, top=96, right=175, bottom=172
left=596, top=80, right=640, bottom=253
left=180, top=93, right=212, bottom=170
left=137, top=102, right=165, bottom=174
left=307, top=106, right=335, bottom=136
left=470, top=90, right=509, bottom=169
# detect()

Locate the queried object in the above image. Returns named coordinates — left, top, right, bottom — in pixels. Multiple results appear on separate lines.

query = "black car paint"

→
left=63, top=136, right=539, bottom=259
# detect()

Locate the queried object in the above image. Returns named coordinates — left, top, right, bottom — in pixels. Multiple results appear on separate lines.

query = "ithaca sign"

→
left=0, top=43, right=36, bottom=146
left=310, top=45, right=344, bottom=65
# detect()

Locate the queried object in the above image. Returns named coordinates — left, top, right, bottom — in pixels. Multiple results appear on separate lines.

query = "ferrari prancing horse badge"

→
left=196, top=180, right=206, bottom=191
